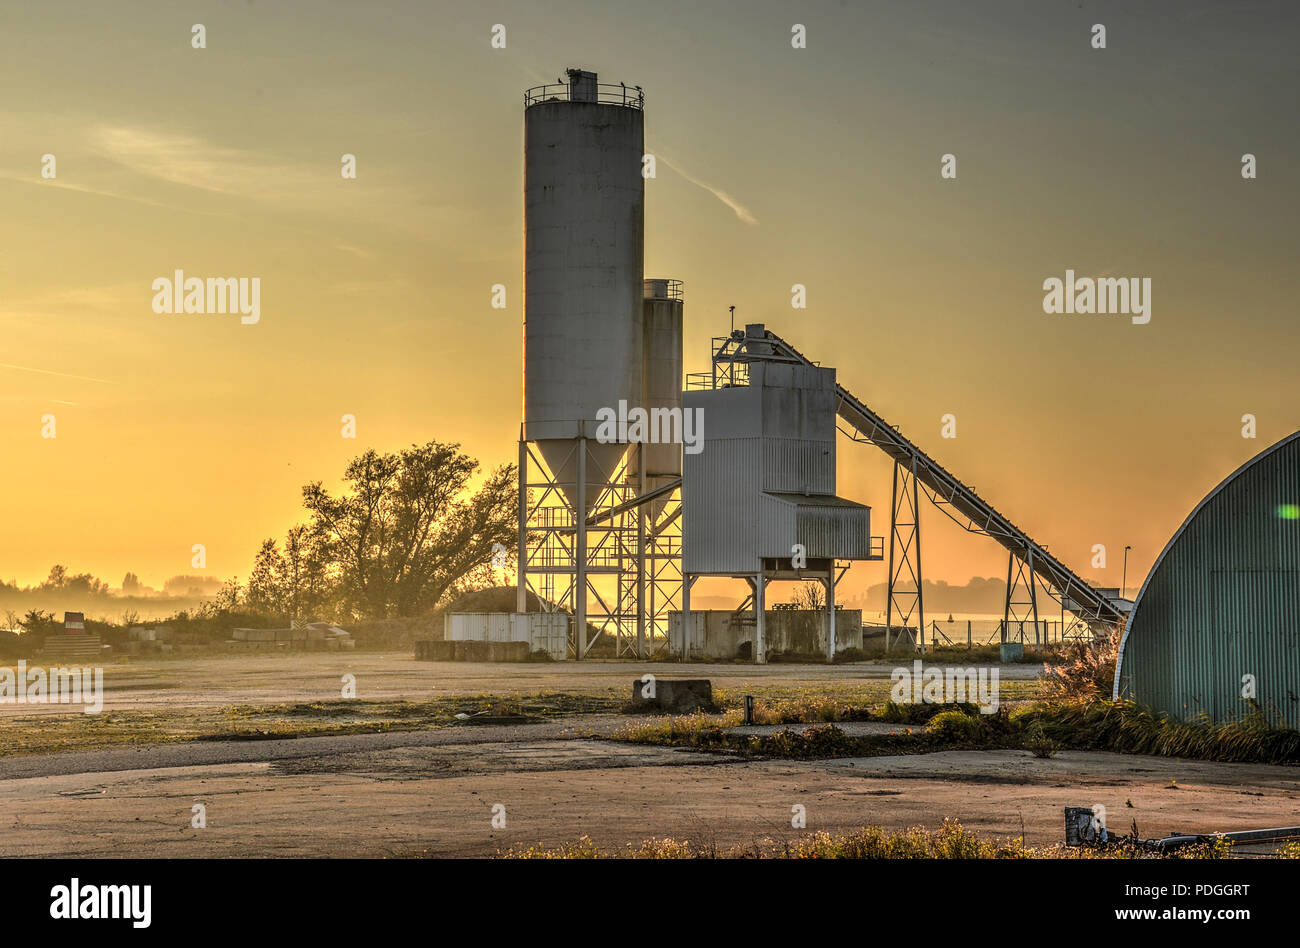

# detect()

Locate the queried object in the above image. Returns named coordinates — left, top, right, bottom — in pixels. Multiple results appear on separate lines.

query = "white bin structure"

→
left=445, top=613, right=569, bottom=660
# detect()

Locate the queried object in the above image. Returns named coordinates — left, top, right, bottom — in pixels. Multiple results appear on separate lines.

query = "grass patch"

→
left=611, top=712, right=1015, bottom=760
left=614, top=697, right=1300, bottom=766
left=710, top=681, right=1043, bottom=724
left=500, top=818, right=1240, bottom=859
left=0, top=691, right=626, bottom=757
left=1016, top=701, right=1300, bottom=765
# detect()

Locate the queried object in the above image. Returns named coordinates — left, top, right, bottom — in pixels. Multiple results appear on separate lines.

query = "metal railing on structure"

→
left=643, top=278, right=683, bottom=301
left=686, top=339, right=752, bottom=390
left=888, top=618, right=1089, bottom=653
left=524, top=82, right=644, bottom=109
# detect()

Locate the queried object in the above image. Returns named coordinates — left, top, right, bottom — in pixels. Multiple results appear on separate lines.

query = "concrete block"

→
left=629, top=678, right=713, bottom=713
left=415, top=640, right=454, bottom=661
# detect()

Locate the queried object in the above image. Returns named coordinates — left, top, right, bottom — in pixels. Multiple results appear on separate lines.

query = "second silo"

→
left=637, top=278, right=684, bottom=516
left=523, top=68, right=644, bottom=513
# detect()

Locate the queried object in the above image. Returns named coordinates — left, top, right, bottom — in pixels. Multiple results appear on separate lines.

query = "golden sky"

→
left=2, top=0, right=1297, bottom=603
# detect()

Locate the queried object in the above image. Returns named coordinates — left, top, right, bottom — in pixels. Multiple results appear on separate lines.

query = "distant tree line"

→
left=0, top=568, right=224, bottom=601
left=0, top=441, right=515, bottom=634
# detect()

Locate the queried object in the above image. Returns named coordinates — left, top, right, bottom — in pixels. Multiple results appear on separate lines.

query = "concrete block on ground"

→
left=629, top=678, right=713, bottom=713
left=415, top=640, right=453, bottom=661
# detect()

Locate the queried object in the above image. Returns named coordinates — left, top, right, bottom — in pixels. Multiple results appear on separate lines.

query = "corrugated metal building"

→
left=681, top=351, right=874, bottom=661
left=682, top=360, right=870, bottom=574
left=1113, top=431, right=1300, bottom=723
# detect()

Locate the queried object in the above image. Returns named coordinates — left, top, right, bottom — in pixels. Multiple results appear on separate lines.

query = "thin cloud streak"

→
left=659, top=154, right=758, bottom=226
left=0, top=362, right=113, bottom=384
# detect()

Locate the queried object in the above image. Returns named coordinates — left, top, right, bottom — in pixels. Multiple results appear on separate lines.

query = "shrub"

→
left=876, top=700, right=954, bottom=724
left=1041, top=622, right=1121, bottom=702
left=1023, top=721, right=1058, bottom=758
left=748, top=724, right=860, bottom=758
left=927, top=709, right=985, bottom=743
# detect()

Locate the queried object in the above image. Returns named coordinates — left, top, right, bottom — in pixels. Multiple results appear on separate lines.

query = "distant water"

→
left=859, top=611, right=1073, bottom=646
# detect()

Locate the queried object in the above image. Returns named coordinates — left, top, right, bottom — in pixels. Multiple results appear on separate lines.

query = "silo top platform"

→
left=524, top=69, right=643, bottom=109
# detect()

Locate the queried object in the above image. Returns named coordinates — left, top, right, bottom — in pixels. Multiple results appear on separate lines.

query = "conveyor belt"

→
left=751, top=327, right=1123, bottom=624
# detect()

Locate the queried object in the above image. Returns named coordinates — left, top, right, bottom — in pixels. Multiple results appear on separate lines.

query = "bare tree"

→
left=791, top=580, right=827, bottom=610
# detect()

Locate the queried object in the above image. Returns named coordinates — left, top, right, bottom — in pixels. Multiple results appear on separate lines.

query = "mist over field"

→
left=0, top=569, right=223, bottom=626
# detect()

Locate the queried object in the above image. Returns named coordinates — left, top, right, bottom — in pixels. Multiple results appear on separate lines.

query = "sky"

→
left=1, top=0, right=1297, bottom=605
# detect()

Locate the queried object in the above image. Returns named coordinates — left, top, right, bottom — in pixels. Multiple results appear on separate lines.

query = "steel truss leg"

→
left=1003, top=549, right=1039, bottom=645
left=887, top=458, right=924, bottom=654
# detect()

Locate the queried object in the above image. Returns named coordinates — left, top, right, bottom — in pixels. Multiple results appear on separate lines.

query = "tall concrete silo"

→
left=636, top=278, right=684, bottom=518
left=523, top=68, right=644, bottom=514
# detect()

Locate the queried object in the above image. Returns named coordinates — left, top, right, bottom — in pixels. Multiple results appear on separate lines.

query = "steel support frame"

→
left=1002, top=548, right=1040, bottom=645
left=517, top=435, right=680, bottom=659
left=886, top=457, right=925, bottom=655
left=839, top=426, right=1108, bottom=645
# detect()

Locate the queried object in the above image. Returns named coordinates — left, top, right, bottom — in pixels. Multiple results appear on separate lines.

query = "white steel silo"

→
left=524, top=68, right=644, bottom=514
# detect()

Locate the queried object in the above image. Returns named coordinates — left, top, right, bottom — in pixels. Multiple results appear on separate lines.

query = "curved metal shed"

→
left=1113, top=431, right=1300, bottom=722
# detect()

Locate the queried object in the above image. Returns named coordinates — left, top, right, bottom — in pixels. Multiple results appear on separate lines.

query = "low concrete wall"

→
left=415, top=640, right=532, bottom=662
left=445, top=612, right=567, bottom=659
left=668, top=609, right=862, bottom=661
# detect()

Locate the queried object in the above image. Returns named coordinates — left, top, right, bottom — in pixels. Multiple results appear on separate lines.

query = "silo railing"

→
left=686, top=368, right=751, bottom=390
left=524, top=82, right=645, bottom=109
left=643, top=278, right=683, bottom=301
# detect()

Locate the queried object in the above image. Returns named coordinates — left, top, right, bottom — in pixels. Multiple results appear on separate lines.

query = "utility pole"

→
left=1122, top=545, right=1132, bottom=599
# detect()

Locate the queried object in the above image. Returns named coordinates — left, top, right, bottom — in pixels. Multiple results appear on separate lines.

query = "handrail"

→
left=524, top=81, right=644, bottom=109
left=644, top=278, right=683, bottom=301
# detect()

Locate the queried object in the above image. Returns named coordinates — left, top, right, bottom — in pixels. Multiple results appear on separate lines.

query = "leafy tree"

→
left=21, top=609, right=57, bottom=635
left=246, top=526, right=335, bottom=622
left=63, top=571, right=109, bottom=596
left=163, top=575, right=222, bottom=596
left=301, top=441, right=516, bottom=619
left=195, top=578, right=243, bottom=619
left=245, top=539, right=286, bottom=618
left=281, top=524, right=333, bottom=620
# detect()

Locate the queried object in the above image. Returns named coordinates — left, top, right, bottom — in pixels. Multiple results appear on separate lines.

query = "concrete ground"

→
left=1, top=713, right=1295, bottom=857
left=0, top=653, right=1044, bottom=715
